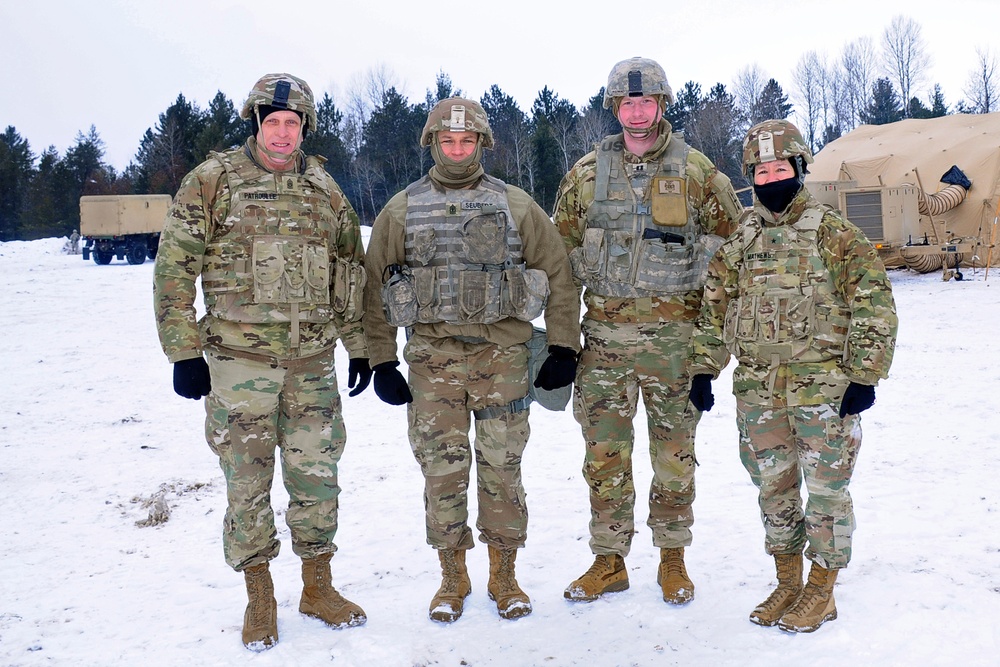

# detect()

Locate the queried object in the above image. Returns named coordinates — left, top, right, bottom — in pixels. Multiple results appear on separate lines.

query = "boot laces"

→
left=439, top=554, right=463, bottom=595
left=663, top=550, right=686, bottom=578
left=495, top=550, right=518, bottom=594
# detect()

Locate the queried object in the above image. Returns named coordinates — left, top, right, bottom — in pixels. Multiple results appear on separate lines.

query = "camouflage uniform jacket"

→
left=364, top=178, right=581, bottom=367
left=690, top=189, right=898, bottom=406
left=553, top=120, right=742, bottom=323
left=154, top=138, right=368, bottom=363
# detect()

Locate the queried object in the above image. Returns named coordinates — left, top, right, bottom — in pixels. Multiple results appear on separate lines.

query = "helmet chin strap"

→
left=617, top=98, right=663, bottom=140
left=254, top=106, right=304, bottom=168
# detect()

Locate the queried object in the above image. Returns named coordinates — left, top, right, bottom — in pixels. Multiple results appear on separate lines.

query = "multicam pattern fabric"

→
left=741, top=119, right=814, bottom=176
left=205, top=348, right=347, bottom=571
left=403, top=334, right=531, bottom=550
left=420, top=97, right=494, bottom=148
left=553, top=121, right=743, bottom=323
left=154, top=141, right=368, bottom=363
left=737, top=400, right=861, bottom=569
left=572, top=319, right=699, bottom=555
left=553, top=123, right=741, bottom=558
left=690, top=189, right=898, bottom=406
left=240, top=72, right=318, bottom=133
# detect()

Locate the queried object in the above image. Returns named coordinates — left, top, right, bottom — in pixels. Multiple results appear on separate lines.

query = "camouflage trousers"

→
left=736, top=398, right=862, bottom=569
left=573, top=319, right=701, bottom=556
left=403, top=334, right=531, bottom=552
left=204, top=347, right=347, bottom=571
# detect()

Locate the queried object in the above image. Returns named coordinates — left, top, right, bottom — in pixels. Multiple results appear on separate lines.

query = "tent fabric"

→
left=807, top=113, right=1000, bottom=259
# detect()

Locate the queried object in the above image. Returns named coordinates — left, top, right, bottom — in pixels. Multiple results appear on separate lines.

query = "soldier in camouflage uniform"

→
left=153, top=73, right=371, bottom=650
left=553, top=57, right=743, bottom=605
left=363, top=97, right=581, bottom=623
left=688, top=119, right=898, bottom=632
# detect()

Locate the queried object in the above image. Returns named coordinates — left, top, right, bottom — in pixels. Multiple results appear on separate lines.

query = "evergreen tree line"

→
left=2, top=15, right=996, bottom=241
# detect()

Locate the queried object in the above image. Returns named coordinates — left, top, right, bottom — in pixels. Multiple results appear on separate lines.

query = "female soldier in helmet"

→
left=688, top=119, right=898, bottom=632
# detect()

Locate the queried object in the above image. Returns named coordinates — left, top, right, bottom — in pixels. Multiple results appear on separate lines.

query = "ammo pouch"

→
left=723, top=293, right=815, bottom=359
left=525, top=326, right=571, bottom=412
left=381, top=264, right=419, bottom=327
left=332, top=257, right=366, bottom=322
left=252, top=235, right=330, bottom=307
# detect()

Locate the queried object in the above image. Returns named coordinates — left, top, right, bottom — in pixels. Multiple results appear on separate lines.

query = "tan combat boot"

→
left=299, top=553, right=367, bottom=628
left=749, top=552, right=804, bottom=626
left=657, top=547, right=695, bottom=604
left=487, top=546, right=532, bottom=620
left=564, top=554, right=629, bottom=602
left=777, top=561, right=838, bottom=633
left=241, top=562, right=277, bottom=650
left=429, top=549, right=472, bottom=623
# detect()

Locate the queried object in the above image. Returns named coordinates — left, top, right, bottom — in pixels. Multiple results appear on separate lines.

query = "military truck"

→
left=80, top=195, right=171, bottom=265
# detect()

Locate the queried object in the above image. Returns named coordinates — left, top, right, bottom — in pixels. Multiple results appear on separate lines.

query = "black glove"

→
left=373, top=361, right=412, bottom=405
left=839, top=382, right=875, bottom=418
left=688, top=374, right=715, bottom=412
left=533, top=346, right=578, bottom=391
left=173, top=357, right=211, bottom=400
left=347, top=358, right=372, bottom=397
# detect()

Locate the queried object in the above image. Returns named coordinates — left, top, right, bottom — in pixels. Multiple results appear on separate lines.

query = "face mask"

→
left=753, top=177, right=802, bottom=213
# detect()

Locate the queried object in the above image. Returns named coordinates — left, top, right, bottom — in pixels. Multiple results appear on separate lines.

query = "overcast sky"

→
left=3, top=0, right=995, bottom=171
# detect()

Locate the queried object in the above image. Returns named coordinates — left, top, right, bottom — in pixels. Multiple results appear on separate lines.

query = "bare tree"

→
left=341, top=63, right=402, bottom=157
left=792, top=51, right=824, bottom=151
left=732, top=64, right=768, bottom=131
left=841, top=37, right=878, bottom=128
left=963, top=46, right=999, bottom=114
left=881, top=15, right=931, bottom=116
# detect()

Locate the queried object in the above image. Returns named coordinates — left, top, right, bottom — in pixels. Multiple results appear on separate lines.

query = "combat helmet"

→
left=240, top=73, right=317, bottom=133
left=420, top=97, right=494, bottom=149
left=742, top=119, right=813, bottom=179
left=603, top=57, right=675, bottom=109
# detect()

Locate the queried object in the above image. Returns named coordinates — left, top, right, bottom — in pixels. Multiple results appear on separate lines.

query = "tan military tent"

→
left=806, top=112, right=1000, bottom=271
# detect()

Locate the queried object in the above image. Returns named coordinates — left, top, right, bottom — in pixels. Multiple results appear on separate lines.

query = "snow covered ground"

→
left=1, top=235, right=998, bottom=667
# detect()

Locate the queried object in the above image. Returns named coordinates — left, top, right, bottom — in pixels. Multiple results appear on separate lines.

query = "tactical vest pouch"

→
left=458, top=270, right=502, bottom=323
left=412, top=266, right=438, bottom=321
left=606, top=230, right=634, bottom=283
left=651, top=177, right=687, bottom=227
left=332, top=257, right=366, bottom=322
left=724, top=294, right=815, bottom=359
left=252, top=236, right=330, bottom=306
left=634, top=239, right=695, bottom=293
left=504, top=266, right=549, bottom=322
left=577, top=227, right=607, bottom=278
left=381, top=265, right=419, bottom=327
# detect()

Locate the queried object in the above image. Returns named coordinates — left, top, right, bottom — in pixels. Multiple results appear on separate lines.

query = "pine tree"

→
left=860, top=78, right=904, bottom=125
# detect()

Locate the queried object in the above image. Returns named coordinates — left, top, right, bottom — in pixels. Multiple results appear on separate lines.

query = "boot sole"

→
left=564, top=579, right=630, bottom=602
left=778, top=608, right=838, bottom=633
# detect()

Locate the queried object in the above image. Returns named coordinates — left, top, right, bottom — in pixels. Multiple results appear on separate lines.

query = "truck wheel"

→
left=126, top=242, right=146, bottom=265
left=93, top=250, right=113, bottom=265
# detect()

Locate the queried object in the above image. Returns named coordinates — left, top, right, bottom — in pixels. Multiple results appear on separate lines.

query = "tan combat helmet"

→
left=603, top=57, right=675, bottom=109
left=742, top=119, right=814, bottom=179
left=240, top=73, right=318, bottom=133
left=420, top=97, right=494, bottom=149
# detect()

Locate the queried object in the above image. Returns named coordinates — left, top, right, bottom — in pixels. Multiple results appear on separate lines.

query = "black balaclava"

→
left=753, top=156, right=806, bottom=214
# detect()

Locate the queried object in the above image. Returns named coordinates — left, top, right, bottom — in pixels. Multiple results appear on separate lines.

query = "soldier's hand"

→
left=347, top=358, right=373, bottom=397
left=173, top=357, right=211, bottom=400
left=688, top=374, right=715, bottom=412
left=373, top=361, right=413, bottom=405
left=534, top=346, right=578, bottom=391
left=839, top=382, right=875, bottom=418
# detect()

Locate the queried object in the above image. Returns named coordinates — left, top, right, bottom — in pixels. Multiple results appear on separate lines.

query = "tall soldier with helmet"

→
left=154, top=73, right=371, bottom=650
left=553, top=57, right=743, bottom=605
left=688, top=119, right=897, bottom=632
left=363, top=97, right=581, bottom=623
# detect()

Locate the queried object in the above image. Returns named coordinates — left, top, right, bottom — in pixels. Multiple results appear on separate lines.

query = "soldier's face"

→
left=616, top=95, right=661, bottom=129
left=437, top=131, right=479, bottom=162
left=753, top=159, right=796, bottom=185
left=258, top=110, right=303, bottom=157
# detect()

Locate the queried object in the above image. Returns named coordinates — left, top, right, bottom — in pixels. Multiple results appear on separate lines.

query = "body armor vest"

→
left=200, top=148, right=363, bottom=330
left=571, top=133, right=722, bottom=297
left=381, top=175, right=548, bottom=327
left=723, top=207, right=851, bottom=365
